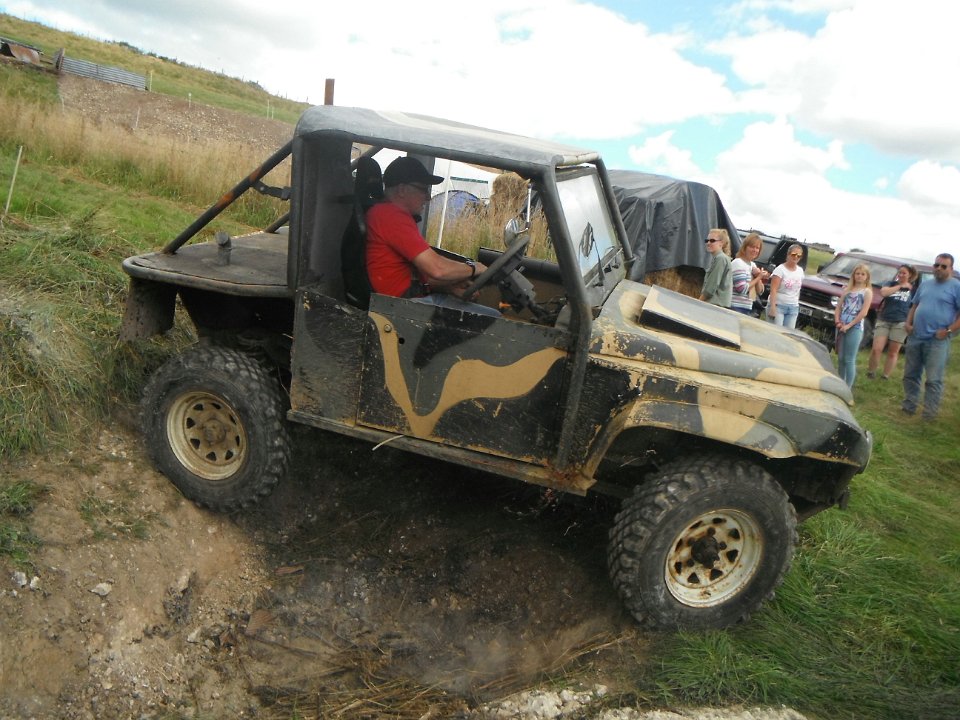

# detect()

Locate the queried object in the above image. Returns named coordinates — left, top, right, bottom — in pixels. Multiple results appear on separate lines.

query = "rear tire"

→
left=141, top=344, right=291, bottom=512
left=608, top=456, right=796, bottom=629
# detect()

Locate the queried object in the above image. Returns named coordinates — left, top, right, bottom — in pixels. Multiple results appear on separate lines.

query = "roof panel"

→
left=294, top=106, right=598, bottom=173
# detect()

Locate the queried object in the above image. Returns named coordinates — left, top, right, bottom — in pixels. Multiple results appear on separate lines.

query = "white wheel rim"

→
left=664, top=508, right=763, bottom=608
left=166, top=391, right=246, bottom=481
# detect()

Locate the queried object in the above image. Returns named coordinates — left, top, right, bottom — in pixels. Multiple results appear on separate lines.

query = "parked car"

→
left=797, top=251, right=949, bottom=347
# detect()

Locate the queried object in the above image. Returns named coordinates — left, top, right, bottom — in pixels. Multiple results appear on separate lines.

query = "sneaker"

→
left=901, top=405, right=916, bottom=416
left=867, top=371, right=876, bottom=379
left=881, top=375, right=890, bottom=380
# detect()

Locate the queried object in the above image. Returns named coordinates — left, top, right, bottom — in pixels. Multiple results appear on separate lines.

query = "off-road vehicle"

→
left=121, top=105, right=872, bottom=630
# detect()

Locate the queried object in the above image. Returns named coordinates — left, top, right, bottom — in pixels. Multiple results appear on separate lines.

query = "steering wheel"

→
left=459, top=232, right=531, bottom=299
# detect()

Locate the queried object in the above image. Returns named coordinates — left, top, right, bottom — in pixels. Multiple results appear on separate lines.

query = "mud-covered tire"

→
left=608, top=456, right=797, bottom=630
left=141, top=344, right=291, bottom=512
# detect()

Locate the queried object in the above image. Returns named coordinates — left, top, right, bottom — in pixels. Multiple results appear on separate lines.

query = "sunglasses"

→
left=789, top=253, right=802, bottom=258
left=407, top=183, right=430, bottom=194
left=705, top=238, right=720, bottom=244
left=934, top=263, right=951, bottom=269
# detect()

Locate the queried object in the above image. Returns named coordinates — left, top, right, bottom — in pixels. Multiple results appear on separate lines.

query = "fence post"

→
left=2, top=145, right=24, bottom=223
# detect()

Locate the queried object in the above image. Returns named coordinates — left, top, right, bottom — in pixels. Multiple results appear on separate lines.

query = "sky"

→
left=2, top=0, right=959, bottom=262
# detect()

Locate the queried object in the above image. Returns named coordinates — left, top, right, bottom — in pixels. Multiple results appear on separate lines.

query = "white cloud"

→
left=717, top=0, right=960, bottom=161
left=706, top=119, right=960, bottom=260
left=626, top=131, right=702, bottom=179
left=898, top=161, right=960, bottom=210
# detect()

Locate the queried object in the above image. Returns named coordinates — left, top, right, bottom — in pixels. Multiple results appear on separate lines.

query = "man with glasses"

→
left=366, top=156, right=495, bottom=315
left=902, top=253, right=960, bottom=419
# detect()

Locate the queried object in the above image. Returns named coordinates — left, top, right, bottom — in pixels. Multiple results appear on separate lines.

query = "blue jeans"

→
left=836, top=326, right=863, bottom=387
left=769, top=303, right=799, bottom=329
left=902, top=337, right=950, bottom=417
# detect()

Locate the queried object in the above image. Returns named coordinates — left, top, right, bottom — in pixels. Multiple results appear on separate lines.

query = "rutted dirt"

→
left=0, top=75, right=808, bottom=719
left=0, top=422, right=630, bottom=718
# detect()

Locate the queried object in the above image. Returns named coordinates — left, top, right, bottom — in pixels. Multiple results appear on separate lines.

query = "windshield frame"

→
left=553, top=166, right=626, bottom=306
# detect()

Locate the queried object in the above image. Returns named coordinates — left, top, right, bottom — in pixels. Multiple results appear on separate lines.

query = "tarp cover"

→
left=609, top=170, right=740, bottom=280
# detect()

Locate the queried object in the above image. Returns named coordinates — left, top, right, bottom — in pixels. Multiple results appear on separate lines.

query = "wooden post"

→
left=3, top=145, right=24, bottom=222
left=324, top=78, right=335, bottom=106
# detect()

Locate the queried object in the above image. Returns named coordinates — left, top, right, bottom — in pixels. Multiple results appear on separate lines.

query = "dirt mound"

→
left=56, top=73, right=294, bottom=151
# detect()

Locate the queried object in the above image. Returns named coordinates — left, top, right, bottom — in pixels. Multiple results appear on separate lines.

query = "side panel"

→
left=289, top=288, right=366, bottom=423
left=357, top=295, right=569, bottom=463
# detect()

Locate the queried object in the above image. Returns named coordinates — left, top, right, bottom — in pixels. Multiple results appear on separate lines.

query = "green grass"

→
left=0, top=197, right=196, bottom=458
left=0, top=478, right=45, bottom=565
left=806, top=246, right=833, bottom=273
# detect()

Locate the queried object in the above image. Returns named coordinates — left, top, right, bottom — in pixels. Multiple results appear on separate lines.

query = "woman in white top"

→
left=766, top=244, right=805, bottom=328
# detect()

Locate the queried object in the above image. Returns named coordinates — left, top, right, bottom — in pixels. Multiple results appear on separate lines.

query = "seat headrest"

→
left=355, top=157, right=384, bottom=203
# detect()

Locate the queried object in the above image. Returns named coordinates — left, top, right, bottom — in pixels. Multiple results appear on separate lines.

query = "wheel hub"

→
left=664, top=509, right=763, bottom=608
left=166, top=391, right=247, bottom=481
left=690, top=534, right=721, bottom=567
left=201, top=419, right=227, bottom=444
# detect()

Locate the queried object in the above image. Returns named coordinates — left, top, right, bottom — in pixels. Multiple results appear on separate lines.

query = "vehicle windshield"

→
left=555, top=169, right=621, bottom=289
left=823, top=256, right=899, bottom=286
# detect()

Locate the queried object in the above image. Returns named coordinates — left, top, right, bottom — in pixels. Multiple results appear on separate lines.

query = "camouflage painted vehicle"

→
left=121, top=105, right=872, bottom=630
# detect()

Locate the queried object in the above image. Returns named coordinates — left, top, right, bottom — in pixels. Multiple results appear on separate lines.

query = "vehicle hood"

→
left=590, top=281, right=853, bottom=405
left=803, top=273, right=845, bottom=296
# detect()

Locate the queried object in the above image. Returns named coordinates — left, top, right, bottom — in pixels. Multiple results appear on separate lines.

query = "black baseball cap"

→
left=382, top=157, right=444, bottom=188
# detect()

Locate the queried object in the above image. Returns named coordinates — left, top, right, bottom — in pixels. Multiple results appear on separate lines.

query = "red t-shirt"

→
left=365, top=202, right=430, bottom=297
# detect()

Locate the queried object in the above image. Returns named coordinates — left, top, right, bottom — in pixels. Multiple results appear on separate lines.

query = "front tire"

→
left=608, top=456, right=796, bottom=630
left=141, top=344, right=291, bottom=512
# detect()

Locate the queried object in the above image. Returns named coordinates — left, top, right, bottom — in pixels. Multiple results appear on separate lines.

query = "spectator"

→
left=699, top=228, right=732, bottom=308
left=766, top=244, right=805, bottom=328
left=867, top=264, right=917, bottom=379
left=730, top=232, right=768, bottom=316
left=834, top=263, right=873, bottom=387
left=902, top=253, right=960, bottom=420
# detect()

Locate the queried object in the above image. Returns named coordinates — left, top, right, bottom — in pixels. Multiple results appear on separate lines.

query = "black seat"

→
left=341, top=157, right=384, bottom=309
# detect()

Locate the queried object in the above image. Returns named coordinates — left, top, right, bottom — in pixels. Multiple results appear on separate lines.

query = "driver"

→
left=365, top=156, right=499, bottom=316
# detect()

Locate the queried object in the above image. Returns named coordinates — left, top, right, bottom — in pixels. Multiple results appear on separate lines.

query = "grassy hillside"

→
left=1, top=17, right=959, bottom=719
left=1, top=12, right=308, bottom=123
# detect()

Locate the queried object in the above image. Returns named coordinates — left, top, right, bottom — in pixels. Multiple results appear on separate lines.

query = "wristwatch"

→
left=465, top=260, right=476, bottom=279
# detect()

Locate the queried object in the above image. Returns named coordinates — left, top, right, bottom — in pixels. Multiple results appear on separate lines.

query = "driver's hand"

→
left=452, top=279, right=479, bottom=300
left=472, top=261, right=488, bottom=277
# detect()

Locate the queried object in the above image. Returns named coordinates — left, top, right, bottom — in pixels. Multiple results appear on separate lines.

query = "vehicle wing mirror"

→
left=503, top=217, right=527, bottom=248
